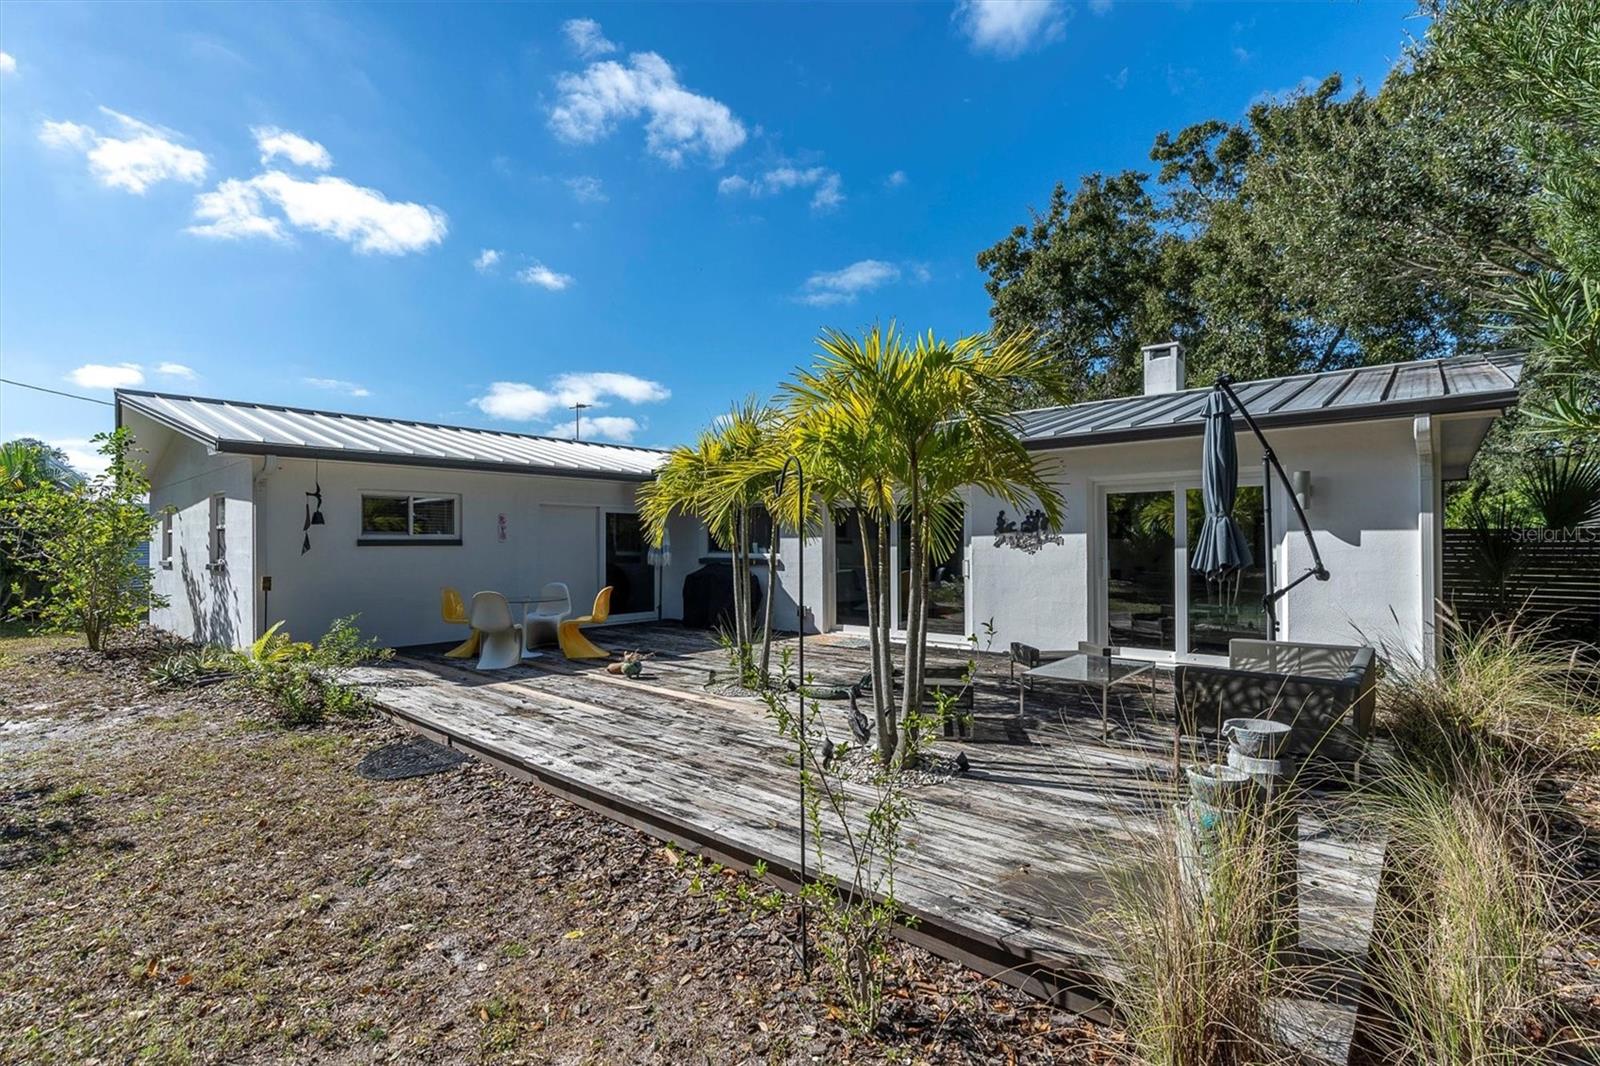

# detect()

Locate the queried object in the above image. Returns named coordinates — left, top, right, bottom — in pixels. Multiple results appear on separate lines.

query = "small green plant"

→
left=762, top=653, right=915, bottom=1034
left=240, top=615, right=390, bottom=727
left=1098, top=790, right=1291, bottom=1066
left=1376, top=613, right=1600, bottom=770
left=1362, top=758, right=1565, bottom=1065
left=148, top=644, right=240, bottom=689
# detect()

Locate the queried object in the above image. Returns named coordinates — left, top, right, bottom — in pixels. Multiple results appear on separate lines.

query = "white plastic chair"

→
left=523, top=581, right=572, bottom=654
left=469, top=591, right=522, bottom=671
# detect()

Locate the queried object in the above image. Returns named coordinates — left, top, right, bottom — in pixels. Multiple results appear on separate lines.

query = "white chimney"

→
left=1141, top=340, right=1186, bottom=395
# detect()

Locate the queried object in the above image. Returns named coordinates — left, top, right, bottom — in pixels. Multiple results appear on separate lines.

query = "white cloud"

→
left=549, top=51, right=747, bottom=166
left=474, top=382, right=559, bottom=420
left=555, top=415, right=640, bottom=443
left=474, top=248, right=502, bottom=273
left=68, top=362, right=145, bottom=389
left=39, top=108, right=208, bottom=194
left=47, top=438, right=110, bottom=479
left=562, top=18, right=618, bottom=59
left=156, top=362, right=197, bottom=380
left=566, top=175, right=608, bottom=203
left=553, top=372, right=670, bottom=406
left=718, top=165, right=843, bottom=213
left=0, top=52, right=16, bottom=75
left=253, top=126, right=333, bottom=169
left=1089, top=0, right=1112, bottom=14
left=189, top=170, right=447, bottom=254
left=472, top=372, right=669, bottom=422
left=516, top=262, right=574, bottom=291
left=1108, top=66, right=1130, bottom=91
left=303, top=377, right=371, bottom=398
left=798, top=259, right=902, bottom=307
left=955, top=0, right=1067, bottom=58
left=884, top=170, right=908, bottom=188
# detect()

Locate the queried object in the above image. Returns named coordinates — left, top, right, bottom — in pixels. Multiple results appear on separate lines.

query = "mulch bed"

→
left=0, top=630, right=1129, bottom=1064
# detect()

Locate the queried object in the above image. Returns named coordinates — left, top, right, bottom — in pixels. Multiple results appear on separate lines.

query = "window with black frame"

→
left=707, top=507, right=772, bottom=556
left=359, top=493, right=460, bottom=544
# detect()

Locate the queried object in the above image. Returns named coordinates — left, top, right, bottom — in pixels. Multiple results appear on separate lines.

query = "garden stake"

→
left=776, top=455, right=809, bottom=978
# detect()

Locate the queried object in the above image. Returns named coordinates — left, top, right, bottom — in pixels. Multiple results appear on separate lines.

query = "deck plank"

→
left=358, top=623, right=1385, bottom=1061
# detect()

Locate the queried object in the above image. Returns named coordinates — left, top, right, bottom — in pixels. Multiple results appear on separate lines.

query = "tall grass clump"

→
left=1362, top=758, right=1568, bottom=1064
left=1099, top=794, right=1297, bottom=1066
left=1377, top=614, right=1600, bottom=769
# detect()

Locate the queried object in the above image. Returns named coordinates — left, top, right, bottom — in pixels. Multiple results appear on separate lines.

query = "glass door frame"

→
left=825, top=497, right=972, bottom=644
left=598, top=506, right=659, bottom=624
left=1091, top=475, right=1267, bottom=663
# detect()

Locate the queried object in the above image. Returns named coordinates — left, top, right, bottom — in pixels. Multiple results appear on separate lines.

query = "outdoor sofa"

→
left=1175, top=639, right=1378, bottom=765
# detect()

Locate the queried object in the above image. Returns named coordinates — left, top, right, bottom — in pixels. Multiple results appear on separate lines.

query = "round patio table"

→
left=505, top=594, right=569, bottom=659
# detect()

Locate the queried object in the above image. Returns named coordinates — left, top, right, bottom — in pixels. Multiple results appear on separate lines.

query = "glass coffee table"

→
left=1020, top=651, right=1161, bottom=740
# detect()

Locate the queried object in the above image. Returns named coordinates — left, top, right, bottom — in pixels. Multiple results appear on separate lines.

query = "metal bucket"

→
left=1185, top=764, right=1254, bottom=810
left=1222, top=717, right=1292, bottom=760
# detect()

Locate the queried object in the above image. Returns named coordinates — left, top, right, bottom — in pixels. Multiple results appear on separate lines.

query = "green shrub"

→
left=240, top=616, right=390, bottom=727
left=1362, top=760, right=1565, bottom=1065
left=1377, top=615, right=1600, bottom=770
left=1098, top=794, right=1292, bottom=1066
left=148, top=645, right=241, bottom=689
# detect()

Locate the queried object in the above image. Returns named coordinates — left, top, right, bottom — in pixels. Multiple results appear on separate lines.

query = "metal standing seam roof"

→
left=116, top=390, right=666, bottom=481
left=1012, top=352, right=1524, bottom=449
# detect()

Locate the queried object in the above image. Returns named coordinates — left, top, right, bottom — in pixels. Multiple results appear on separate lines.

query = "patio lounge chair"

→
left=1175, top=639, right=1377, bottom=765
left=469, top=591, right=523, bottom=671
left=523, top=581, right=571, bottom=652
left=558, top=586, right=613, bottom=660
left=441, top=587, right=479, bottom=659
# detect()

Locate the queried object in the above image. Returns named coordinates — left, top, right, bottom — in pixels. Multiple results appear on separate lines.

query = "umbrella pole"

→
left=1215, top=376, right=1331, bottom=641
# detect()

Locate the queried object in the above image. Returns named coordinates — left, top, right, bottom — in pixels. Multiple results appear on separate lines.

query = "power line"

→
left=0, top=378, right=116, bottom=407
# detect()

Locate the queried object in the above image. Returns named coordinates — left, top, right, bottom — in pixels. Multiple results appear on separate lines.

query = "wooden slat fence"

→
left=1442, top=528, right=1600, bottom=639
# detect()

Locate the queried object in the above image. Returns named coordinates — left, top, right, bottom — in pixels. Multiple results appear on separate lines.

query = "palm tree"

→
left=640, top=401, right=783, bottom=685
left=785, top=325, right=1069, bottom=766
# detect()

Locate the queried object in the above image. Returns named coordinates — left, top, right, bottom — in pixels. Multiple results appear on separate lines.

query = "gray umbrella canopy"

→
left=1191, top=389, right=1254, bottom=577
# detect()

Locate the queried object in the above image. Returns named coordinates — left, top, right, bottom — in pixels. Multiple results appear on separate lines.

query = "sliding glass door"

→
left=1102, top=484, right=1267, bottom=658
left=604, top=512, right=656, bottom=617
left=1105, top=491, right=1178, bottom=651
left=1184, top=486, right=1267, bottom=655
left=831, top=503, right=967, bottom=636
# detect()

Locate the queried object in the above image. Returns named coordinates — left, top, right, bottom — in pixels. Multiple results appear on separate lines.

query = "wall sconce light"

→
left=1291, top=469, right=1313, bottom=512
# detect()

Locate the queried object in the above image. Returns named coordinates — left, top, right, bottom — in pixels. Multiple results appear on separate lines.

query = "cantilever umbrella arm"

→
left=1214, top=375, right=1330, bottom=638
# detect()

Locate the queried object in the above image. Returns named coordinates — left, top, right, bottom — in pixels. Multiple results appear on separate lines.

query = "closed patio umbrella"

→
left=1191, top=389, right=1253, bottom=578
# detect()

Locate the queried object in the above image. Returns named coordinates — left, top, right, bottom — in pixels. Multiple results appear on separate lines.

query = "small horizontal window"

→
left=360, top=493, right=460, bottom=543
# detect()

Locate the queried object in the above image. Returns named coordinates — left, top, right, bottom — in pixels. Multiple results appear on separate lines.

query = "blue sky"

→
left=0, top=1, right=1423, bottom=473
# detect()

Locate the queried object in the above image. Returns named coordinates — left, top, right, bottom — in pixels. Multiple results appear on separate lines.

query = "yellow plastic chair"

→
left=558, top=586, right=613, bottom=660
left=441, top=587, right=480, bottom=659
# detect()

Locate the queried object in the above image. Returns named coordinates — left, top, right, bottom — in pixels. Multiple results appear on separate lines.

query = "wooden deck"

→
left=354, top=622, right=1384, bottom=1062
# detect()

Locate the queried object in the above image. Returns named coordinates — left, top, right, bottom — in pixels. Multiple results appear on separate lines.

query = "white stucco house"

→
left=118, top=345, right=1520, bottom=666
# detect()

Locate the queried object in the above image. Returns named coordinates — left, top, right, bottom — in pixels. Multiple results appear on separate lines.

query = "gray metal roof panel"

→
left=1013, top=352, right=1523, bottom=449
left=117, top=390, right=666, bottom=480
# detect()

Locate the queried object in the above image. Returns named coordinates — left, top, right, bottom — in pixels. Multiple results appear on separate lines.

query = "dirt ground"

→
left=0, top=631, right=1127, bottom=1065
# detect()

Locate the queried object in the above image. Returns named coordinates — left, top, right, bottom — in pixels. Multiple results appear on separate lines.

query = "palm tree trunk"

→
left=897, top=494, right=926, bottom=768
left=858, top=507, right=895, bottom=762
left=876, top=508, right=897, bottom=757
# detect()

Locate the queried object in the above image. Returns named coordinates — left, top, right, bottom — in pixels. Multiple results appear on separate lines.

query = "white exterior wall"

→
left=144, top=435, right=257, bottom=648
left=255, top=458, right=697, bottom=649
left=758, top=416, right=1441, bottom=663
left=961, top=417, right=1430, bottom=659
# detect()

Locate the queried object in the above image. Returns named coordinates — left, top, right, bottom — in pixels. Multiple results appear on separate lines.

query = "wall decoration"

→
left=302, top=460, right=325, bottom=555
left=994, top=508, right=1064, bottom=554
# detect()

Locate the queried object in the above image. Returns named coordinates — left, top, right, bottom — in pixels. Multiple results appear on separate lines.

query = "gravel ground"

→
left=0, top=630, right=1128, bottom=1065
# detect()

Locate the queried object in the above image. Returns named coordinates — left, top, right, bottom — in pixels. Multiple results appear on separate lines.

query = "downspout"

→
left=252, top=455, right=281, bottom=642
left=1415, top=416, right=1439, bottom=668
